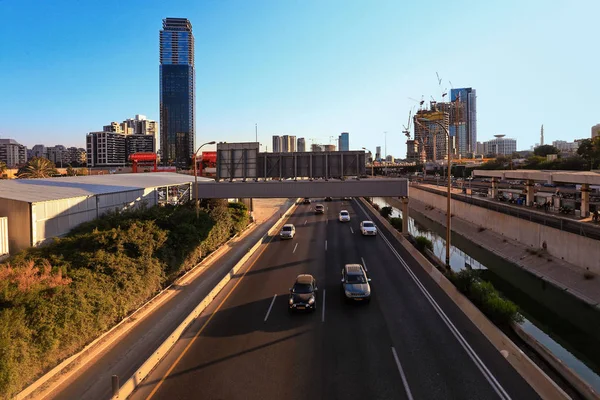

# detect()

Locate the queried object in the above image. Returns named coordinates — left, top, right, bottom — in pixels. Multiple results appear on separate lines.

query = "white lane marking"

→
left=293, top=243, right=298, bottom=254
left=321, top=289, right=326, bottom=322
left=361, top=256, right=367, bottom=271
left=264, top=295, right=277, bottom=322
left=304, top=220, right=307, bottom=225
left=325, top=240, right=328, bottom=251
left=350, top=227, right=354, bottom=234
left=354, top=199, right=511, bottom=400
left=392, top=347, right=414, bottom=400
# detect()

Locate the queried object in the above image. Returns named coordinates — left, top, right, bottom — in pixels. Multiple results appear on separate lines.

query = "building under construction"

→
left=413, top=103, right=451, bottom=162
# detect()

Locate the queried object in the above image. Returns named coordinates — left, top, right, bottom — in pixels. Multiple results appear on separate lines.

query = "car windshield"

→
left=316, top=206, right=323, bottom=209
left=340, top=212, right=348, bottom=216
left=293, top=283, right=313, bottom=294
left=346, top=274, right=366, bottom=284
left=282, top=226, right=292, bottom=231
left=363, top=222, right=374, bottom=228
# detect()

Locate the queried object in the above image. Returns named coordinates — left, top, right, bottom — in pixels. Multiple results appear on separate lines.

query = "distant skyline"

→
left=0, top=0, right=598, bottom=157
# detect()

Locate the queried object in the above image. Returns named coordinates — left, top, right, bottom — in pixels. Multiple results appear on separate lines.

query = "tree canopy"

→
left=533, top=145, right=559, bottom=157
left=16, top=157, right=58, bottom=179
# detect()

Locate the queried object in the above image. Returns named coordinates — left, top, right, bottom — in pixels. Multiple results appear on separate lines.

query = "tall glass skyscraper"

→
left=450, top=88, right=477, bottom=157
left=160, top=18, right=195, bottom=167
left=338, top=132, right=349, bottom=151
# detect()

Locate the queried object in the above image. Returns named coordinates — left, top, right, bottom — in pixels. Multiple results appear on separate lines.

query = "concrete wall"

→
left=410, top=186, right=600, bottom=274
left=0, top=198, right=31, bottom=253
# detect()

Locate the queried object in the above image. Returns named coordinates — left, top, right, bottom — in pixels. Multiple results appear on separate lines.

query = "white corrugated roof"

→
left=0, top=173, right=213, bottom=203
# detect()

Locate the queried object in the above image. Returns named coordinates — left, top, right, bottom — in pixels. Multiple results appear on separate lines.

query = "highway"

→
left=131, top=198, right=540, bottom=400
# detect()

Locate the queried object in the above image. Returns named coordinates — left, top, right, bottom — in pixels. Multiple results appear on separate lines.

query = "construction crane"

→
left=402, top=108, right=414, bottom=139
left=436, top=72, right=448, bottom=99
left=408, top=96, right=425, bottom=110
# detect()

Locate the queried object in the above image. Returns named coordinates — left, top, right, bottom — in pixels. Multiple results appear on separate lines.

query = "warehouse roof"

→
left=0, top=172, right=212, bottom=203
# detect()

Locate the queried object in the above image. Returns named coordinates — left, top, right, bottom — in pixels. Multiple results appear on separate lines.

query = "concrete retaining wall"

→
left=411, top=187, right=600, bottom=274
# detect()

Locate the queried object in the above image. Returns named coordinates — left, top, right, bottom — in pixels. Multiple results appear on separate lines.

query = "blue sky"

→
left=0, top=0, right=598, bottom=157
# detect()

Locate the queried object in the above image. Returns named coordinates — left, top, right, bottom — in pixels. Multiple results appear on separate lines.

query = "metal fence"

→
left=413, top=184, right=600, bottom=241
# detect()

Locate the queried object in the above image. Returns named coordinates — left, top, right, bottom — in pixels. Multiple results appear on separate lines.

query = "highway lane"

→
left=131, top=199, right=540, bottom=400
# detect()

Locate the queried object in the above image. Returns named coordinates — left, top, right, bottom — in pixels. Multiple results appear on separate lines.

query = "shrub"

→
left=372, top=203, right=380, bottom=211
left=0, top=201, right=248, bottom=398
left=389, top=217, right=403, bottom=231
left=380, top=206, right=393, bottom=219
left=415, top=236, right=433, bottom=253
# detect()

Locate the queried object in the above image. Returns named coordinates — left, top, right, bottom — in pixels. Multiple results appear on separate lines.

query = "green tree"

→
left=0, top=161, right=7, bottom=177
left=66, top=165, right=77, bottom=176
left=533, top=145, right=559, bottom=157
left=577, top=137, right=600, bottom=169
left=16, top=157, right=58, bottom=179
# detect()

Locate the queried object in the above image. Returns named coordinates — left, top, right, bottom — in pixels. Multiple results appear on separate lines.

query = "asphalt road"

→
left=131, top=198, right=541, bottom=400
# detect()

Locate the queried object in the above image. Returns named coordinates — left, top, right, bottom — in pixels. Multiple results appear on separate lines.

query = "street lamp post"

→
left=193, top=141, right=216, bottom=218
left=362, top=147, right=374, bottom=177
left=417, top=118, right=452, bottom=267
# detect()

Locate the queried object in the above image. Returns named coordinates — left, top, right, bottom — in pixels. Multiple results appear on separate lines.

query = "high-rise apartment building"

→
left=449, top=88, right=477, bottom=157
left=375, top=146, right=381, bottom=161
left=86, top=132, right=127, bottom=167
left=126, top=135, right=155, bottom=158
left=29, top=144, right=47, bottom=160
left=297, top=138, right=306, bottom=152
left=552, top=140, right=579, bottom=153
left=406, top=139, right=419, bottom=162
left=281, top=135, right=296, bottom=152
left=592, top=124, right=600, bottom=139
left=47, top=145, right=67, bottom=167
left=476, top=141, right=484, bottom=155
left=338, top=132, right=349, bottom=151
left=160, top=18, right=195, bottom=167
left=483, top=135, right=517, bottom=156
left=0, top=139, right=27, bottom=168
left=272, top=136, right=282, bottom=152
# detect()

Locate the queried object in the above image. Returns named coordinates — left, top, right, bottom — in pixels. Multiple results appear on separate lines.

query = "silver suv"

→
left=341, top=264, right=371, bottom=303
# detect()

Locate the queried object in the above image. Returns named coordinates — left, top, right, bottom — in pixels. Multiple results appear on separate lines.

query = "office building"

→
left=476, top=141, right=484, bottom=156
left=413, top=106, right=450, bottom=161
left=0, top=139, right=27, bottom=168
left=483, top=135, right=517, bottom=156
left=29, top=144, right=47, bottom=160
left=338, top=132, right=349, bottom=152
left=297, top=138, right=306, bottom=152
left=323, top=144, right=336, bottom=152
left=86, top=132, right=127, bottom=167
left=160, top=18, right=195, bottom=167
left=385, top=155, right=393, bottom=162
left=593, top=124, right=600, bottom=139
left=281, top=135, right=296, bottom=152
left=552, top=140, right=579, bottom=153
left=449, top=88, right=477, bottom=157
left=272, top=136, right=282, bottom=152
left=375, top=146, right=381, bottom=161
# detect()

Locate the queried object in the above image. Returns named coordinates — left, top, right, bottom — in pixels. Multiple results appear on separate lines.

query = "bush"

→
left=0, top=201, right=249, bottom=398
left=389, top=217, right=403, bottom=231
left=380, top=206, right=393, bottom=219
left=415, top=236, right=433, bottom=253
left=372, top=203, right=380, bottom=211
left=448, top=270, right=523, bottom=327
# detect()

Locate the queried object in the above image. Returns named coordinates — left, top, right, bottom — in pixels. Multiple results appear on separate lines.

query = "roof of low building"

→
left=473, top=169, right=600, bottom=185
left=0, top=172, right=213, bottom=203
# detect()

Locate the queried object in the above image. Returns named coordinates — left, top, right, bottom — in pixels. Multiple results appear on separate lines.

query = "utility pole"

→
left=384, top=131, right=388, bottom=175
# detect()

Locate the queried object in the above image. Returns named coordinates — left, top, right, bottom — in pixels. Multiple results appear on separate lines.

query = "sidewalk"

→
left=389, top=195, right=600, bottom=309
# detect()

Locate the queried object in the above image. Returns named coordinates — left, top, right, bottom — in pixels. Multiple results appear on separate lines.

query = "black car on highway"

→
left=289, top=274, right=318, bottom=312
left=302, top=198, right=311, bottom=204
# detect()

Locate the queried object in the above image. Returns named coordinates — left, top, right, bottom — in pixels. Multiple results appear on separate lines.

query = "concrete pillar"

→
left=400, top=196, right=409, bottom=236
left=580, top=183, right=590, bottom=218
left=525, top=180, right=535, bottom=206
left=491, top=178, right=499, bottom=199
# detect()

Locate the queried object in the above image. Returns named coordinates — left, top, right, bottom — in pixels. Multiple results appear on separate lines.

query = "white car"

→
left=339, top=210, right=350, bottom=222
left=360, top=221, right=377, bottom=236
left=280, top=224, right=296, bottom=239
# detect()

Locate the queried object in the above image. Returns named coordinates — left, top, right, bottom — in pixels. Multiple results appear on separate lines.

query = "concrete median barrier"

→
left=111, top=199, right=300, bottom=400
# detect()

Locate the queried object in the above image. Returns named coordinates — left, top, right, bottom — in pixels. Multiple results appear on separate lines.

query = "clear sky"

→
left=0, top=0, right=598, bottom=156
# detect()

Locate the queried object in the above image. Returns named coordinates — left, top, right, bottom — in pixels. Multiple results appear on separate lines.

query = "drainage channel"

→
left=372, top=197, right=600, bottom=394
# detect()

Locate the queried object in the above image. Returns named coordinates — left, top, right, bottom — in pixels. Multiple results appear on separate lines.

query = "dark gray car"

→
left=341, top=264, right=371, bottom=303
left=289, top=274, right=318, bottom=312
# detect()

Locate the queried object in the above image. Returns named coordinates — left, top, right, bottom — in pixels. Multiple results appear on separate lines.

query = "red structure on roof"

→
left=129, top=152, right=158, bottom=173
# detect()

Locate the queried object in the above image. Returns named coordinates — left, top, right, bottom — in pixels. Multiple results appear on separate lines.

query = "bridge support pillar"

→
left=525, top=180, right=535, bottom=206
left=400, top=196, right=409, bottom=236
left=491, top=178, right=499, bottom=199
left=580, top=184, right=590, bottom=218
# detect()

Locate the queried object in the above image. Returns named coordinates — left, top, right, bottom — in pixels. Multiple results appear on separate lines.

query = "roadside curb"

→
left=15, top=218, right=264, bottom=400
left=358, top=197, right=571, bottom=400
left=111, top=198, right=300, bottom=399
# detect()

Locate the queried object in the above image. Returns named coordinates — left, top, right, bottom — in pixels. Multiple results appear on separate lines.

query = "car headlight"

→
left=308, top=297, right=315, bottom=305
left=345, top=290, right=352, bottom=297
left=289, top=298, right=294, bottom=305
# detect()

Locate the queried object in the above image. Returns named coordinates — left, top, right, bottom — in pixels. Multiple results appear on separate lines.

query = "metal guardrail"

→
left=413, top=184, right=600, bottom=241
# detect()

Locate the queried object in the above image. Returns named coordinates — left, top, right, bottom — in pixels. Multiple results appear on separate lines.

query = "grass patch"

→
left=0, top=201, right=249, bottom=398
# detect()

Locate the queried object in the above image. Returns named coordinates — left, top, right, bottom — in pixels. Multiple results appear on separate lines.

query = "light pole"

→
left=193, top=141, right=216, bottom=218
left=384, top=131, right=387, bottom=176
left=362, top=147, right=374, bottom=177
left=417, top=117, right=452, bottom=267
